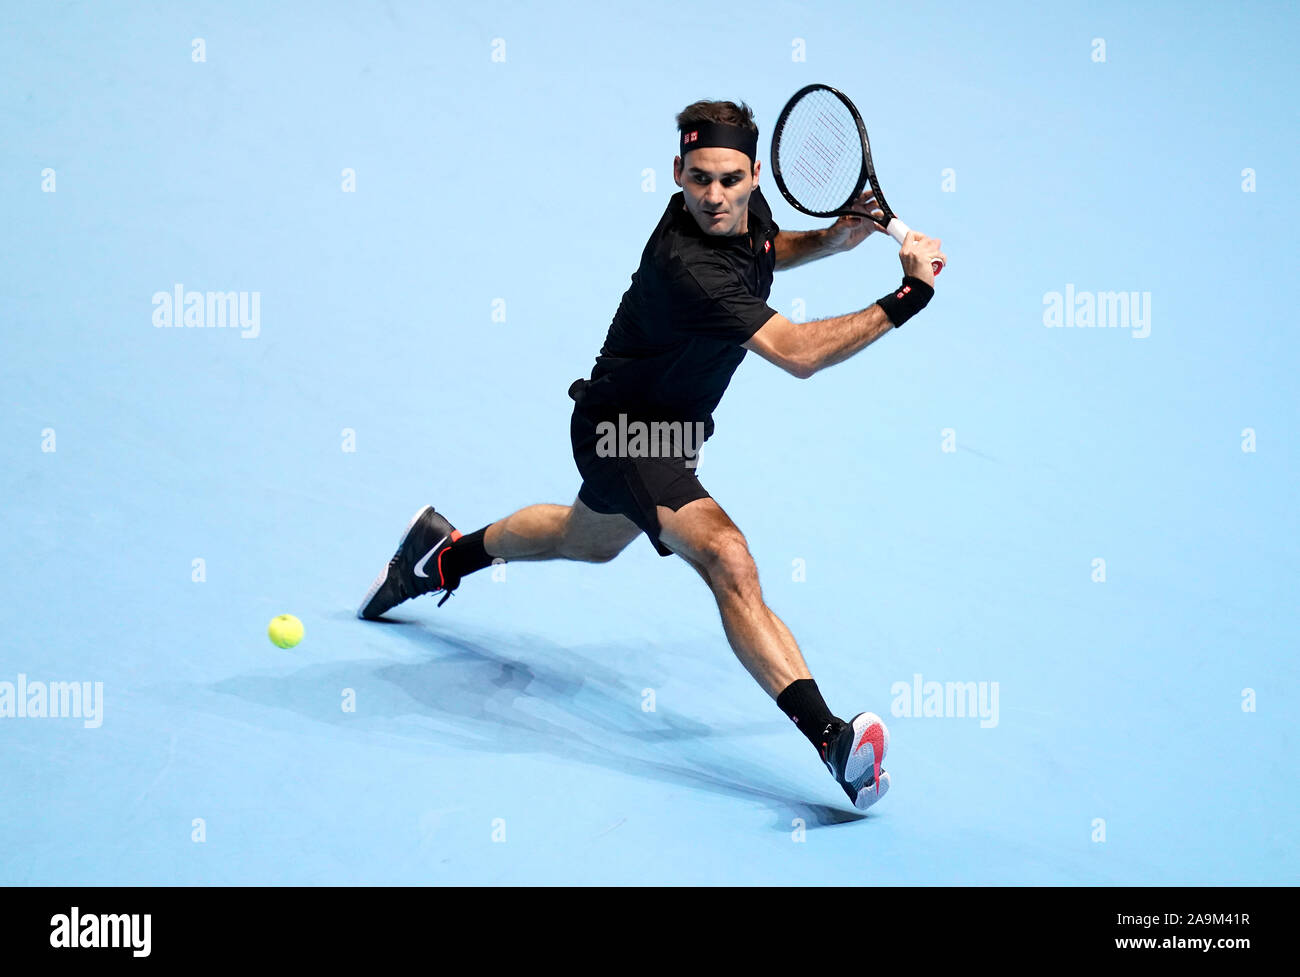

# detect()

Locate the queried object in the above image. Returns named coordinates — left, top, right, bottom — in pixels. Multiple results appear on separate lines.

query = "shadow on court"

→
left=212, top=613, right=867, bottom=830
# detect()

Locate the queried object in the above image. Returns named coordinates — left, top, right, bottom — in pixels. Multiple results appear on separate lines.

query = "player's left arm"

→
left=772, top=190, right=885, bottom=271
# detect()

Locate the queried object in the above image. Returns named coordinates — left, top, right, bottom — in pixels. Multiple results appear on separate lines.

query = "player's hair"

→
left=676, top=100, right=759, bottom=170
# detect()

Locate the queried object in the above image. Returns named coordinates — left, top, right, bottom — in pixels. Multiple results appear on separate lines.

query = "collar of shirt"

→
left=669, top=186, right=775, bottom=256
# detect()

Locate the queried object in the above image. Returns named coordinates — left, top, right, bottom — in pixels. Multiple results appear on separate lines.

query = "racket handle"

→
left=885, top=217, right=944, bottom=277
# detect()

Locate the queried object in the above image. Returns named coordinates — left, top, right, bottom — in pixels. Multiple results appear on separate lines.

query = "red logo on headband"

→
left=685, top=130, right=698, bottom=144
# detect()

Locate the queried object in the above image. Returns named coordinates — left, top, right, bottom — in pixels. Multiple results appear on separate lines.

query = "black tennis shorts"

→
left=569, top=403, right=710, bottom=557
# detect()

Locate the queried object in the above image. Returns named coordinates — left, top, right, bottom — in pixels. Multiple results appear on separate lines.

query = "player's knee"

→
left=572, top=535, right=631, bottom=562
left=703, top=531, right=757, bottom=594
left=558, top=512, right=628, bottom=563
left=578, top=545, right=621, bottom=564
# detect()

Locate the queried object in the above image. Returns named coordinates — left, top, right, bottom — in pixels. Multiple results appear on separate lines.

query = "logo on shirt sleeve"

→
left=763, top=239, right=771, bottom=253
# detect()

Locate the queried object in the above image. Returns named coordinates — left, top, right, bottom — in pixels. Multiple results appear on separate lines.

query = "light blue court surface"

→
left=2, top=1, right=1297, bottom=884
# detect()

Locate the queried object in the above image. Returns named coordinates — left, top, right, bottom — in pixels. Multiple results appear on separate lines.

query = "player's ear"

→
left=673, top=155, right=683, bottom=186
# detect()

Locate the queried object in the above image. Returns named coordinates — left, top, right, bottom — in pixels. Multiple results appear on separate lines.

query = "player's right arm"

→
left=744, top=305, right=894, bottom=379
left=744, top=231, right=945, bottom=379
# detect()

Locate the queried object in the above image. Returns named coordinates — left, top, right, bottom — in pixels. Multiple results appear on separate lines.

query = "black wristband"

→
left=876, top=275, right=934, bottom=328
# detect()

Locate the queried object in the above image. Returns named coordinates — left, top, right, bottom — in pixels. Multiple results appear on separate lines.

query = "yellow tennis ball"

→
left=268, top=614, right=304, bottom=649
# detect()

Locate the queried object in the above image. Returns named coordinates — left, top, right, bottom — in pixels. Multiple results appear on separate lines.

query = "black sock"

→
left=443, top=526, right=498, bottom=583
left=776, top=679, right=841, bottom=754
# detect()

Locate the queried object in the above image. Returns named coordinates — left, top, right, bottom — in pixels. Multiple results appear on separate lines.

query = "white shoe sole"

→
left=844, top=711, right=891, bottom=811
left=356, top=505, right=434, bottom=619
left=855, top=770, right=891, bottom=811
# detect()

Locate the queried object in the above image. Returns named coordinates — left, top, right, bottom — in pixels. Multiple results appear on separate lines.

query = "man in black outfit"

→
left=358, top=99, right=946, bottom=811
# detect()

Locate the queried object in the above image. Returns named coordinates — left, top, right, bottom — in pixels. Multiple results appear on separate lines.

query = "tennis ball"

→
left=268, top=614, right=304, bottom=649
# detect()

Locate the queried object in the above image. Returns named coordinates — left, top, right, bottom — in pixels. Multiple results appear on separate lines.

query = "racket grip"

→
left=886, top=217, right=943, bottom=277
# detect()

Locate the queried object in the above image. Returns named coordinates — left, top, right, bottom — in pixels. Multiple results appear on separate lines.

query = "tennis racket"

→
left=770, top=83, right=943, bottom=276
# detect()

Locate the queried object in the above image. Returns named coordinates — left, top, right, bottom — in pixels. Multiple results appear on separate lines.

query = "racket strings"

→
left=775, top=90, right=862, bottom=214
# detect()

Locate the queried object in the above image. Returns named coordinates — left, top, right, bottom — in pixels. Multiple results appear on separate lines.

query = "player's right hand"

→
left=899, top=231, right=946, bottom=286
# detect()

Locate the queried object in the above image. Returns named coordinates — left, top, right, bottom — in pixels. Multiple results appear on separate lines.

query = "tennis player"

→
left=359, top=100, right=945, bottom=811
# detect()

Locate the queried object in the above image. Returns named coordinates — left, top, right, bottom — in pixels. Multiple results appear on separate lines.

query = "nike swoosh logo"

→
left=413, top=534, right=449, bottom=578
left=855, top=723, right=885, bottom=794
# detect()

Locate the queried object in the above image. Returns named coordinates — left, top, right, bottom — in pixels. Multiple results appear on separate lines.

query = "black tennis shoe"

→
left=357, top=505, right=463, bottom=620
left=821, top=711, right=891, bottom=811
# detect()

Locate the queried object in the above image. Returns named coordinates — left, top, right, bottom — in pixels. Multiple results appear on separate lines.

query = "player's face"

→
left=674, top=147, right=760, bottom=236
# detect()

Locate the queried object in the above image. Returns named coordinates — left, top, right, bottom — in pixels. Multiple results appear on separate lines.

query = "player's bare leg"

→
left=655, top=498, right=808, bottom=698
left=483, top=498, right=642, bottom=563
left=358, top=497, right=640, bottom=619
left=656, top=497, right=891, bottom=810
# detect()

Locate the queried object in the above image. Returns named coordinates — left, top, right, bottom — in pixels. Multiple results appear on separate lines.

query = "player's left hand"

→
left=826, top=191, right=886, bottom=252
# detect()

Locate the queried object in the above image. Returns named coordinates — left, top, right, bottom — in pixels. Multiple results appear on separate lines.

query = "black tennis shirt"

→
left=569, top=186, right=781, bottom=439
